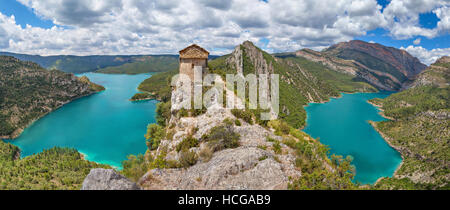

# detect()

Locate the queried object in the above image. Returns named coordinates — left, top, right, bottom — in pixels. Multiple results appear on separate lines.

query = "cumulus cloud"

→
left=383, top=0, right=449, bottom=39
left=413, top=38, right=421, bottom=45
left=402, top=45, right=450, bottom=65
left=0, top=0, right=447, bottom=55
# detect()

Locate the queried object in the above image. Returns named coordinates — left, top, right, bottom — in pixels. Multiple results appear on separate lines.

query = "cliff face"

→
left=82, top=169, right=140, bottom=190
left=139, top=108, right=303, bottom=190
left=0, top=56, right=105, bottom=139
left=321, top=40, right=427, bottom=90
left=410, top=56, right=450, bottom=88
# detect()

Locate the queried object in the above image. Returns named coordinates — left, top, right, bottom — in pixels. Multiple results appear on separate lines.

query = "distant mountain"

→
left=0, top=52, right=181, bottom=74
left=0, top=56, right=104, bottom=139
left=318, top=40, right=427, bottom=91
left=96, top=55, right=179, bottom=74
left=371, top=57, right=449, bottom=190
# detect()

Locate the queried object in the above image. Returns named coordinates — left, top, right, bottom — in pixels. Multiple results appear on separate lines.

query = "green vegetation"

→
left=371, top=58, right=449, bottom=190
left=78, top=76, right=106, bottom=92
left=136, top=70, right=178, bottom=102
left=283, top=56, right=377, bottom=93
left=0, top=56, right=104, bottom=138
left=121, top=154, right=150, bottom=182
left=231, top=109, right=254, bottom=125
left=202, top=124, right=240, bottom=152
left=145, top=124, right=166, bottom=151
left=378, top=86, right=449, bottom=119
left=97, top=56, right=179, bottom=74
left=130, top=93, right=154, bottom=101
left=0, top=141, right=110, bottom=190
left=176, top=136, right=199, bottom=152
left=264, top=121, right=357, bottom=190
left=0, top=52, right=179, bottom=74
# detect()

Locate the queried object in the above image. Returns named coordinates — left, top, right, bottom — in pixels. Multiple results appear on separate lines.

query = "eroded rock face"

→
left=81, top=169, right=140, bottom=190
left=410, top=56, right=449, bottom=89
left=138, top=100, right=303, bottom=190
left=140, top=147, right=298, bottom=190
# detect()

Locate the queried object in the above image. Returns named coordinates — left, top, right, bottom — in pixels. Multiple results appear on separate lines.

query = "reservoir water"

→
left=4, top=73, right=156, bottom=169
left=303, top=92, right=403, bottom=184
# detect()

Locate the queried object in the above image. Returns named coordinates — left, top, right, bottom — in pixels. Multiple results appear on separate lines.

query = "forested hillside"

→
left=0, top=56, right=104, bottom=139
left=0, top=141, right=110, bottom=190
left=96, top=55, right=179, bottom=74
left=372, top=57, right=449, bottom=190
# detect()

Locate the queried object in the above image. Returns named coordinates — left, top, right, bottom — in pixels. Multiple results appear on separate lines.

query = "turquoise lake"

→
left=4, top=73, right=157, bottom=169
left=303, top=92, right=403, bottom=184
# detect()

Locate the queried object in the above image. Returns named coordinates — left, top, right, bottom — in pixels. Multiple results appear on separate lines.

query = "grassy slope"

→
left=96, top=56, right=179, bottom=75
left=0, top=141, right=110, bottom=190
left=372, top=85, right=449, bottom=190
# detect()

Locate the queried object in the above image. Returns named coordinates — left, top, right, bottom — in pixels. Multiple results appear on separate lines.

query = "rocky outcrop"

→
left=410, top=56, right=449, bottom=89
left=227, top=41, right=274, bottom=75
left=82, top=169, right=140, bottom=190
left=139, top=99, right=302, bottom=190
left=139, top=147, right=295, bottom=190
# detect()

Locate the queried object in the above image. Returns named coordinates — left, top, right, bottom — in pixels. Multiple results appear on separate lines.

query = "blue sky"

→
left=0, top=0, right=55, bottom=28
left=0, top=0, right=448, bottom=64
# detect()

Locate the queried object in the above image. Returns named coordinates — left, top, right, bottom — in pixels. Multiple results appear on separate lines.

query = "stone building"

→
left=179, top=44, right=209, bottom=81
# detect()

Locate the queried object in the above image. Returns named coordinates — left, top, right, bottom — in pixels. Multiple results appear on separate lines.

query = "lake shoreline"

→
left=7, top=73, right=153, bottom=171
left=368, top=121, right=405, bottom=185
left=304, top=91, right=401, bottom=184
left=2, top=90, right=104, bottom=141
left=366, top=98, right=404, bottom=185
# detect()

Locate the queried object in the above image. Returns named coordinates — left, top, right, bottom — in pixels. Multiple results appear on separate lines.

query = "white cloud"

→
left=0, top=0, right=447, bottom=55
left=402, top=45, right=450, bottom=65
left=413, top=38, right=421, bottom=45
left=383, top=0, right=450, bottom=39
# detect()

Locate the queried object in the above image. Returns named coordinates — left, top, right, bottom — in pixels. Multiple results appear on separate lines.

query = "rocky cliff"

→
left=410, top=56, right=450, bottom=88
left=82, top=169, right=140, bottom=190
left=322, top=40, right=427, bottom=90
left=0, top=56, right=105, bottom=139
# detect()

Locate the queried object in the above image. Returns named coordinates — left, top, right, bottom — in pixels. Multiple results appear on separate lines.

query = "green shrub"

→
left=234, top=119, right=242, bottom=126
left=268, top=120, right=290, bottom=136
left=178, top=109, right=189, bottom=118
left=121, top=154, right=149, bottom=182
left=282, top=137, right=297, bottom=149
left=179, top=148, right=198, bottom=168
left=176, top=136, right=199, bottom=152
left=231, top=109, right=254, bottom=124
left=223, top=118, right=234, bottom=126
left=273, top=141, right=282, bottom=154
left=199, top=146, right=214, bottom=162
left=204, top=125, right=240, bottom=152
left=145, top=124, right=166, bottom=151
left=156, top=102, right=171, bottom=126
